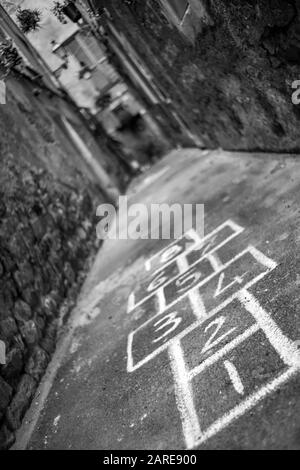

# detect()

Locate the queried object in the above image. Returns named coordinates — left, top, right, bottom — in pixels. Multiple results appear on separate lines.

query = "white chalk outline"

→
left=128, top=220, right=244, bottom=312
left=127, top=245, right=277, bottom=372
left=169, top=340, right=202, bottom=448
left=238, top=289, right=300, bottom=367
left=127, top=224, right=300, bottom=449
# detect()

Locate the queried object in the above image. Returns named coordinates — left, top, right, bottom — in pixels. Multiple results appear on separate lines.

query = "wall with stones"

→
left=0, top=157, right=102, bottom=450
left=105, top=0, right=300, bottom=152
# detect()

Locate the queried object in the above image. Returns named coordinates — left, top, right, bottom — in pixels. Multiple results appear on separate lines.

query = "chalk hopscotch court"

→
left=127, top=220, right=300, bottom=449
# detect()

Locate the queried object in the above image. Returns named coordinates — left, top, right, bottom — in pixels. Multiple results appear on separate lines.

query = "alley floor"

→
left=13, top=148, right=300, bottom=450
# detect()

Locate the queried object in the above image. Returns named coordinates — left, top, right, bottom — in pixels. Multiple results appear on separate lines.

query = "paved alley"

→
left=13, top=148, right=300, bottom=450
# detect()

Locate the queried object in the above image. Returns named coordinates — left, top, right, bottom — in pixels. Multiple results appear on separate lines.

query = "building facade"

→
left=53, top=0, right=172, bottom=166
left=0, top=3, right=123, bottom=200
left=83, top=0, right=300, bottom=153
left=67, top=0, right=199, bottom=148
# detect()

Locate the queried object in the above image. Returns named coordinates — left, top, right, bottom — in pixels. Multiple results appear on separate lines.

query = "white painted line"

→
left=145, top=259, right=151, bottom=272
left=247, top=246, right=277, bottom=271
left=224, top=360, right=245, bottom=395
left=176, top=255, right=190, bottom=273
left=189, top=324, right=259, bottom=380
left=177, top=255, right=208, bottom=322
left=127, top=332, right=134, bottom=373
left=188, top=290, right=207, bottom=322
left=238, top=289, right=300, bottom=368
left=168, top=340, right=202, bottom=448
left=194, top=366, right=299, bottom=448
left=127, top=292, right=136, bottom=314
left=157, top=288, right=167, bottom=314
left=207, top=252, right=223, bottom=271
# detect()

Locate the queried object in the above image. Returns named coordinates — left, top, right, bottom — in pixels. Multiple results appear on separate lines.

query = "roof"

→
left=52, top=26, right=80, bottom=53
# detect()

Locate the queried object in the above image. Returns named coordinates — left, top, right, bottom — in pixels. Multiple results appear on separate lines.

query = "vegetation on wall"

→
left=16, top=8, right=42, bottom=34
left=51, top=1, right=69, bottom=24
left=0, top=39, right=22, bottom=78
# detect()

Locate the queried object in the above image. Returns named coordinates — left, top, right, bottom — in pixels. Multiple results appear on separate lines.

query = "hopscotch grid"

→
left=126, top=222, right=300, bottom=450
left=127, top=269, right=275, bottom=372
left=129, top=220, right=244, bottom=311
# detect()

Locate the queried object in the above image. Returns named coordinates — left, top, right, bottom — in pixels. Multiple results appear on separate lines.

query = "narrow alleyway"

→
left=13, top=148, right=300, bottom=450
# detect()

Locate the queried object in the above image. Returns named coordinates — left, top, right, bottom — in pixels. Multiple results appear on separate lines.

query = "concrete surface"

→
left=13, top=148, right=300, bottom=450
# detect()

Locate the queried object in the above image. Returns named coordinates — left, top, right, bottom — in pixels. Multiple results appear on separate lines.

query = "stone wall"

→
left=0, top=157, right=102, bottom=449
left=105, top=0, right=300, bottom=152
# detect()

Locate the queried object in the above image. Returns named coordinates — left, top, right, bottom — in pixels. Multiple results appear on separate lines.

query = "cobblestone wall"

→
left=0, top=158, right=102, bottom=449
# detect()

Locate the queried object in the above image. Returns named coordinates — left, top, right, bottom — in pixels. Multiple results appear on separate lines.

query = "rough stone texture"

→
left=105, top=0, right=300, bottom=151
left=0, top=157, right=103, bottom=449
left=0, top=376, right=12, bottom=419
left=6, top=374, right=37, bottom=431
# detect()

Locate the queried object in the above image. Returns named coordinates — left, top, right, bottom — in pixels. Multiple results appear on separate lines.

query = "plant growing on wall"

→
left=16, top=7, right=42, bottom=34
left=0, top=39, right=22, bottom=78
left=51, top=1, right=69, bottom=24
left=51, top=1, right=82, bottom=23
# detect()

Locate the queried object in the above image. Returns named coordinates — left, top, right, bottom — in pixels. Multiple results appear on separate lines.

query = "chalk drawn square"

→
left=181, top=298, right=256, bottom=371
left=128, top=296, right=196, bottom=372
left=163, top=256, right=215, bottom=307
left=186, top=220, right=244, bottom=266
left=192, top=330, right=287, bottom=431
left=196, top=247, right=276, bottom=314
